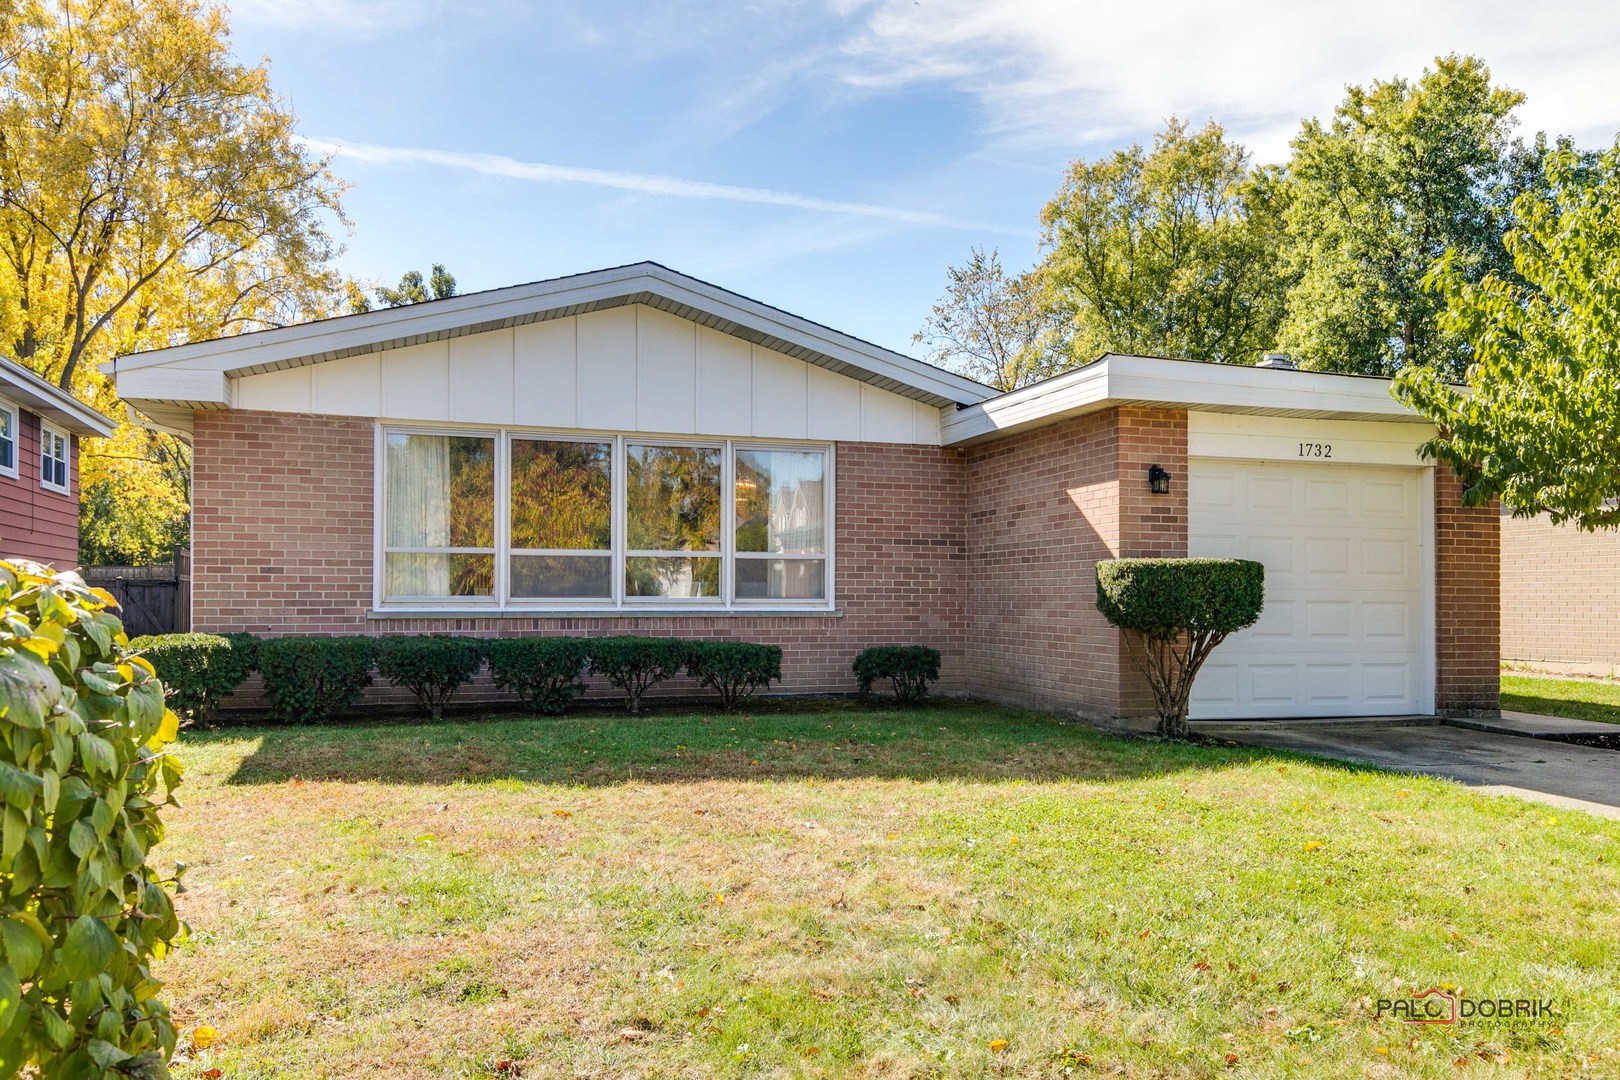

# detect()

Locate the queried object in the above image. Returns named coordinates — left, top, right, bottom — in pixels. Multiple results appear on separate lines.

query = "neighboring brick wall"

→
left=0, top=409, right=79, bottom=568
left=191, top=410, right=966, bottom=699
left=1435, top=463, right=1500, bottom=715
left=962, top=406, right=1188, bottom=720
left=1501, top=512, right=1620, bottom=675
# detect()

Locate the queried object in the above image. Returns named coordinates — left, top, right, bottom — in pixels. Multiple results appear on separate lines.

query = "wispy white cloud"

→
left=302, top=137, right=1034, bottom=236
left=833, top=0, right=1620, bottom=159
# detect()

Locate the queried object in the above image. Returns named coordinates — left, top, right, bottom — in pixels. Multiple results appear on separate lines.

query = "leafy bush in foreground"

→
left=685, top=641, right=782, bottom=709
left=1095, top=557, right=1264, bottom=739
left=486, top=637, right=590, bottom=715
left=853, top=646, right=940, bottom=704
left=129, top=632, right=257, bottom=722
left=0, top=560, right=184, bottom=1077
left=258, top=636, right=376, bottom=724
left=374, top=635, right=486, bottom=720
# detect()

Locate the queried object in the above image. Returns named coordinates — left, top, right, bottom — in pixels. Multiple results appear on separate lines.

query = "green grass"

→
left=159, top=701, right=1620, bottom=1078
left=1502, top=673, right=1620, bottom=726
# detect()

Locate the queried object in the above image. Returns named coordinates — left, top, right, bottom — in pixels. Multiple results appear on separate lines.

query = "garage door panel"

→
left=1188, top=459, right=1430, bottom=719
left=1304, top=664, right=1352, bottom=703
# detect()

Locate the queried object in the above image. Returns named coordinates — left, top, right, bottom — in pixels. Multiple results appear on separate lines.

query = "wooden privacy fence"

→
left=82, top=548, right=190, bottom=637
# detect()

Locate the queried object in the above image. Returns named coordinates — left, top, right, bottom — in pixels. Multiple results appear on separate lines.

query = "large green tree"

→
left=1035, top=118, right=1290, bottom=366
left=1277, top=55, right=1533, bottom=377
left=912, top=247, right=1063, bottom=390
left=1394, top=144, right=1620, bottom=529
left=346, top=263, right=458, bottom=313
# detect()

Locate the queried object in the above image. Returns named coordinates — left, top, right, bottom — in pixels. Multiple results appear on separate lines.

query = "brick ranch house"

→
left=108, top=263, right=1500, bottom=723
left=0, top=357, right=118, bottom=566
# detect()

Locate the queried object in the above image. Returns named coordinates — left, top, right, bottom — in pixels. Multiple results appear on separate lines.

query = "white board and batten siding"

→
left=234, top=305, right=943, bottom=445
left=1185, top=412, right=1437, bottom=720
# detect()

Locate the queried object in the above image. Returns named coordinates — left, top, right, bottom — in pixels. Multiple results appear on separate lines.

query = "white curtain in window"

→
left=386, top=434, right=451, bottom=596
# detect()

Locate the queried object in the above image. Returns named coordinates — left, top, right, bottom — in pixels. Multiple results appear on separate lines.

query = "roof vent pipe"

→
left=1255, top=352, right=1297, bottom=370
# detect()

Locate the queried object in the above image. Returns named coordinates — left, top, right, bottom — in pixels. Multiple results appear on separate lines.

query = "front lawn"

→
left=1502, top=672, right=1620, bottom=726
left=161, top=702, right=1618, bottom=1078
left=1496, top=670, right=1620, bottom=731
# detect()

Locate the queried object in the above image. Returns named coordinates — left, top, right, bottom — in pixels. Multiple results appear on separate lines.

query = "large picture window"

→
left=510, top=438, right=612, bottom=599
left=377, top=427, right=833, bottom=610
left=382, top=432, right=496, bottom=599
left=626, top=443, right=722, bottom=599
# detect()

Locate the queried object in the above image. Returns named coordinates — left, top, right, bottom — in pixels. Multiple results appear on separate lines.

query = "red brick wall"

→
left=962, top=406, right=1188, bottom=720
left=0, top=408, right=80, bottom=568
left=1500, top=512, right=1620, bottom=675
left=1435, top=463, right=1500, bottom=715
left=191, top=410, right=966, bottom=698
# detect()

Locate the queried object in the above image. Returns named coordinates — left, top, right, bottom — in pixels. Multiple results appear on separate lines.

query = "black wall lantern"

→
left=1148, top=464, right=1172, bottom=495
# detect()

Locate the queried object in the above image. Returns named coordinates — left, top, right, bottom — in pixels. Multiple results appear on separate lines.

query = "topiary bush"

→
left=852, top=646, right=940, bottom=704
left=0, top=560, right=185, bottom=1076
left=685, top=641, right=783, bottom=709
left=374, top=635, right=486, bottom=720
left=486, top=637, right=590, bottom=715
left=128, top=632, right=257, bottom=723
left=258, top=636, right=376, bottom=724
left=1095, top=557, right=1265, bottom=739
left=587, top=637, right=691, bottom=715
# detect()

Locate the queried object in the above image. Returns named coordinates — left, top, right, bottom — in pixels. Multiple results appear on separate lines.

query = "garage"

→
left=1187, top=455, right=1434, bottom=719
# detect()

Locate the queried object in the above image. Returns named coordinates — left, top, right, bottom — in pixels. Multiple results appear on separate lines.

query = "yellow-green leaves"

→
left=0, top=559, right=184, bottom=1073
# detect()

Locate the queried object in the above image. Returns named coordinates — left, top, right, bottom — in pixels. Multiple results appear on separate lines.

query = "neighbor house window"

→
left=39, top=423, right=69, bottom=494
left=382, top=432, right=495, bottom=599
left=0, top=401, right=16, bottom=478
left=377, top=428, right=834, bottom=610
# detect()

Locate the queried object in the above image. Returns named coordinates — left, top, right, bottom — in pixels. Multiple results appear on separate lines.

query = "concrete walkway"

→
left=1193, top=717, right=1620, bottom=820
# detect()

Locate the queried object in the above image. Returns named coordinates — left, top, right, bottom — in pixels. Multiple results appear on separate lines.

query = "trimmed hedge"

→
left=487, top=637, right=591, bottom=715
left=129, top=631, right=258, bottom=722
left=1095, top=557, right=1265, bottom=738
left=375, top=635, right=486, bottom=720
left=1094, top=558, right=1265, bottom=639
left=258, top=636, right=376, bottom=724
left=588, top=636, right=691, bottom=715
left=853, top=645, right=940, bottom=704
left=686, top=641, right=782, bottom=709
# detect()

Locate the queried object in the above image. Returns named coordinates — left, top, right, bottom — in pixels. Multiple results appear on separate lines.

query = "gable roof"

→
left=107, top=262, right=995, bottom=432
left=0, top=358, right=118, bottom=438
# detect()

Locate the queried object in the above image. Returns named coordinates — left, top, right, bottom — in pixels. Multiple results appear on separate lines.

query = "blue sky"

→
left=228, top=0, right=1620, bottom=355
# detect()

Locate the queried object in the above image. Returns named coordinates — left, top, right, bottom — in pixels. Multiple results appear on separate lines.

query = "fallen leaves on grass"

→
left=988, top=1039, right=1009, bottom=1052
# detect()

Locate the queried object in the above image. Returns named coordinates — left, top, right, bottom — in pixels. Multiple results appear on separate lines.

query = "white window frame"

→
left=39, top=421, right=70, bottom=495
left=374, top=422, right=836, bottom=614
left=505, top=431, right=615, bottom=607
left=0, top=397, right=18, bottom=480
left=374, top=426, right=500, bottom=608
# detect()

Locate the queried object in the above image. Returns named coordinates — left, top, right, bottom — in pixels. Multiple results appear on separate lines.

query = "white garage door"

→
left=1187, top=459, right=1431, bottom=720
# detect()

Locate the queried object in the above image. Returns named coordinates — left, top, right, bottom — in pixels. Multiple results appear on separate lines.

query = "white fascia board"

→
left=103, top=263, right=993, bottom=408
left=941, top=354, right=1428, bottom=446
left=114, top=367, right=230, bottom=409
left=0, top=362, right=118, bottom=437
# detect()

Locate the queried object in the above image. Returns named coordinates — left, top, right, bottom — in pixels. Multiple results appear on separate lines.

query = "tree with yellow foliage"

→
left=0, top=0, right=347, bottom=563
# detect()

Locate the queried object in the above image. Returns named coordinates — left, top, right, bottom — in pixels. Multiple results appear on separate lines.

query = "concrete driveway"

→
left=1194, top=716, right=1620, bottom=820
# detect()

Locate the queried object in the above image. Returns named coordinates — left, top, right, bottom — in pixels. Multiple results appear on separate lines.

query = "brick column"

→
left=1434, top=463, right=1501, bottom=715
left=1115, top=408, right=1189, bottom=718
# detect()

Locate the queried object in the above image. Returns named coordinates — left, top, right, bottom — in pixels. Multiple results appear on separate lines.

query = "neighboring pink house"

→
left=109, top=264, right=1499, bottom=722
left=0, top=358, right=118, bottom=567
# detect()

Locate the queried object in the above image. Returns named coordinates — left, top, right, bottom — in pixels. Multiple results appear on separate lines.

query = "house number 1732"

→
left=1298, top=442, right=1332, bottom=458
